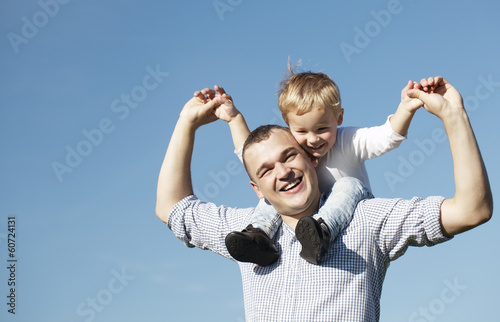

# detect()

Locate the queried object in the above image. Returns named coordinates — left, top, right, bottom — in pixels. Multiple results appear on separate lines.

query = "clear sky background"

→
left=1, top=1, right=499, bottom=321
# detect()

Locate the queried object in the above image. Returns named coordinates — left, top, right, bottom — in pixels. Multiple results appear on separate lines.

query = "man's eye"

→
left=261, top=168, right=272, bottom=177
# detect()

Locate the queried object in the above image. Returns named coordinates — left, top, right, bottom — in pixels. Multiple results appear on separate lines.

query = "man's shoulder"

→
left=347, top=197, right=408, bottom=229
left=349, top=196, right=446, bottom=229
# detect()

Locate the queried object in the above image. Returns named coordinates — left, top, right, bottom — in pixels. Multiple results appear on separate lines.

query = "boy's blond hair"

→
left=278, top=61, right=342, bottom=124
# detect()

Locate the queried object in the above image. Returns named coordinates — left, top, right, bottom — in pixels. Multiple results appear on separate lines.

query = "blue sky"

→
left=1, top=0, right=499, bottom=321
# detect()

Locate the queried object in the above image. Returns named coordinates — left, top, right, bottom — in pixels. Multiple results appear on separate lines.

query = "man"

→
left=155, top=77, right=492, bottom=321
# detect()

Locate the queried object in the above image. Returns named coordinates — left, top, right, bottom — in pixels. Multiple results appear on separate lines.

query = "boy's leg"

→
left=248, top=198, right=283, bottom=238
left=314, top=177, right=373, bottom=241
left=296, top=177, right=372, bottom=264
left=225, top=198, right=282, bottom=266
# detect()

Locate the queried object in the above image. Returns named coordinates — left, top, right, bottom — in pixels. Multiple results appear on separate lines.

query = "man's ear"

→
left=250, top=181, right=265, bottom=199
left=337, top=109, right=344, bottom=126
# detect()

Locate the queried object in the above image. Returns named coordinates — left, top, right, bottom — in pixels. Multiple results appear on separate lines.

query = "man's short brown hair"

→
left=242, top=125, right=290, bottom=179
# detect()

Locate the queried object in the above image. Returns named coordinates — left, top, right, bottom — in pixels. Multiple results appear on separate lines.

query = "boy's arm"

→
left=195, top=85, right=251, bottom=151
left=227, top=113, right=251, bottom=152
left=344, top=81, right=422, bottom=161
left=389, top=80, right=424, bottom=136
left=408, top=77, right=493, bottom=236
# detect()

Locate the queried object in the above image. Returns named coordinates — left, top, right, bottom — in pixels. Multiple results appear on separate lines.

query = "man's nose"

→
left=275, top=162, right=292, bottom=179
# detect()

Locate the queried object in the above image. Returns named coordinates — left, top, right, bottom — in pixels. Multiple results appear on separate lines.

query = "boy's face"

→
left=245, top=129, right=321, bottom=219
left=286, top=107, right=344, bottom=158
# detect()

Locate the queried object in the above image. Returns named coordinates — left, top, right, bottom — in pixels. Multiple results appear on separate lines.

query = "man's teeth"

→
left=283, top=178, right=301, bottom=191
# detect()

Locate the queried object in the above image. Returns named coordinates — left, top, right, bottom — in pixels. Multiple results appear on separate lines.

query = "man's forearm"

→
left=156, top=118, right=196, bottom=223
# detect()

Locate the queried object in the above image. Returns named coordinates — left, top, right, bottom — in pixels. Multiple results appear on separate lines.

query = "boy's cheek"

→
left=325, top=131, right=337, bottom=146
left=291, top=133, right=307, bottom=147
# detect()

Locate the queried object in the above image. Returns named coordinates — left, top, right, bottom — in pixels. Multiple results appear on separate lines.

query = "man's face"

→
left=245, top=129, right=321, bottom=219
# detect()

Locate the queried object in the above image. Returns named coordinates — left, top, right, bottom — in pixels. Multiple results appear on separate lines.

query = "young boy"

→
left=195, top=68, right=423, bottom=266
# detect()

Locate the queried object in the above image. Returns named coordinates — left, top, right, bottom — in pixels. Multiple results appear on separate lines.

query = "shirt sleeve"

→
left=360, top=196, right=452, bottom=261
left=167, top=195, right=254, bottom=259
left=337, top=115, right=406, bottom=162
left=235, top=147, right=243, bottom=163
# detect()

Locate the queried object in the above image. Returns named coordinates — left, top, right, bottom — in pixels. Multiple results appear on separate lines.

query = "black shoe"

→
left=295, top=217, right=331, bottom=264
left=225, top=225, right=280, bottom=266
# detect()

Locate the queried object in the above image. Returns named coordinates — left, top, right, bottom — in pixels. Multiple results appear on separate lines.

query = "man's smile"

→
left=280, top=177, right=303, bottom=192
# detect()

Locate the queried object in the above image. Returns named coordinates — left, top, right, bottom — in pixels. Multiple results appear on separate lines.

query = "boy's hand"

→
left=400, top=80, right=424, bottom=113
left=193, top=85, right=241, bottom=124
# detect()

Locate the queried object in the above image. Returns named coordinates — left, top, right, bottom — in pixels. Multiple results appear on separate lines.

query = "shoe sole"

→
left=295, top=217, right=322, bottom=264
left=225, top=233, right=279, bottom=266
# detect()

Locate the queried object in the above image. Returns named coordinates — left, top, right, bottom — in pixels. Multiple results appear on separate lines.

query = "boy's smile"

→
left=287, top=107, right=343, bottom=158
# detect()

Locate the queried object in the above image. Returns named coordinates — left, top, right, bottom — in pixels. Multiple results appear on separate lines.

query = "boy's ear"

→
left=250, top=181, right=265, bottom=199
left=337, top=109, right=344, bottom=126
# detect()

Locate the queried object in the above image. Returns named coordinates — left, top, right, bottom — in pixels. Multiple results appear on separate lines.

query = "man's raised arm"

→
left=155, top=94, right=221, bottom=223
left=408, top=77, right=493, bottom=236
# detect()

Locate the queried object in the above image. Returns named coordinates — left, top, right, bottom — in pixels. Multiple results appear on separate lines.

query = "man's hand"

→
left=179, top=92, right=222, bottom=130
left=193, top=85, right=241, bottom=124
left=407, top=77, right=464, bottom=120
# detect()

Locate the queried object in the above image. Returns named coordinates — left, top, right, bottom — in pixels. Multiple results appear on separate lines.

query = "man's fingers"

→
left=420, top=78, right=430, bottom=91
left=193, top=91, right=205, bottom=100
left=200, top=88, right=216, bottom=99
left=194, top=86, right=233, bottom=105
left=222, top=93, right=233, bottom=102
left=214, top=85, right=226, bottom=95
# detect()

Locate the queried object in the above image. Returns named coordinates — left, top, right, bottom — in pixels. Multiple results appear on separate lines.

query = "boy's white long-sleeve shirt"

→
left=236, top=115, right=406, bottom=193
left=316, top=115, right=406, bottom=192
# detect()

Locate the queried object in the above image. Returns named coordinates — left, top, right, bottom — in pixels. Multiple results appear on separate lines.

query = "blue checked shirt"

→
left=168, top=194, right=450, bottom=322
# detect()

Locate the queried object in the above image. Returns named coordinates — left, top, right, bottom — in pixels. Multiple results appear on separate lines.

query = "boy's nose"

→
left=308, top=134, right=320, bottom=144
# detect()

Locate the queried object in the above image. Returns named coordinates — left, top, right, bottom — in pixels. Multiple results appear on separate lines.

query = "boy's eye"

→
left=317, top=127, right=329, bottom=132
